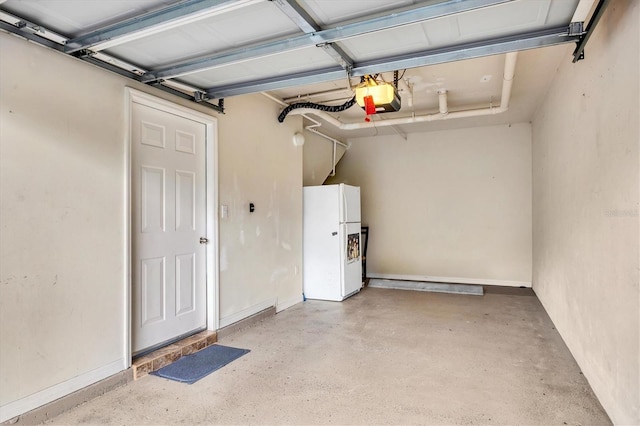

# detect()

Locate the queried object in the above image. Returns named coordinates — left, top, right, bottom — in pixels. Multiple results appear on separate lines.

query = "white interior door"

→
left=131, top=102, right=207, bottom=354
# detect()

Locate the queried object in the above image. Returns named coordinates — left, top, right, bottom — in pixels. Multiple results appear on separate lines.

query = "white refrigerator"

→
left=303, top=184, right=362, bottom=301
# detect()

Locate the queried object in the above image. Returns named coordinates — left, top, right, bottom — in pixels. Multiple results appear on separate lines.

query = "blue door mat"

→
left=151, top=344, right=250, bottom=384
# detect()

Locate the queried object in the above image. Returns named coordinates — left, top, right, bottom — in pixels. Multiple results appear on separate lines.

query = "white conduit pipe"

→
left=261, top=92, right=348, bottom=149
left=289, top=52, right=519, bottom=131
left=261, top=92, right=349, bottom=176
left=306, top=127, right=346, bottom=176
left=303, top=116, right=349, bottom=177
left=499, top=51, right=518, bottom=109
left=283, top=87, right=352, bottom=103
left=397, top=78, right=414, bottom=108
left=302, top=114, right=348, bottom=176
left=438, top=89, right=448, bottom=114
left=305, top=119, right=349, bottom=149
left=262, top=91, right=292, bottom=107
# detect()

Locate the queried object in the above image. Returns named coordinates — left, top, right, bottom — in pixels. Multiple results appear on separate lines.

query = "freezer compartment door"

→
left=341, top=222, right=363, bottom=298
left=340, top=184, right=361, bottom=223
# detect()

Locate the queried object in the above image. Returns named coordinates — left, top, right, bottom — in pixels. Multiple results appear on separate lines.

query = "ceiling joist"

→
left=64, top=0, right=262, bottom=53
left=0, top=9, right=225, bottom=113
left=352, top=26, right=580, bottom=77
left=0, top=0, right=608, bottom=111
left=272, top=0, right=353, bottom=70
left=140, top=0, right=515, bottom=83
left=206, top=67, right=347, bottom=99
left=204, top=26, right=579, bottom=99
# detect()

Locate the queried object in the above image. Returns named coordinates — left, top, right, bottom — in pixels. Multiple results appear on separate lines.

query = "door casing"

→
left=124, top=88, right=219, bottom=366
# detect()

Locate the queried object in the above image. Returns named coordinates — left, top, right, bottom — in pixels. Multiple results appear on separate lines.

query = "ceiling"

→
left=0, top=0, right=597, bottom=139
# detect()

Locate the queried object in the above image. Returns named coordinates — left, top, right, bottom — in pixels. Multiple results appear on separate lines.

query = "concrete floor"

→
left=46, top=287, right=610, bottom=425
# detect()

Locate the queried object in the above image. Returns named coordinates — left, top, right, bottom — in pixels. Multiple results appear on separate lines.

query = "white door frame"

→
left=124, top=88, right=219, bottom=365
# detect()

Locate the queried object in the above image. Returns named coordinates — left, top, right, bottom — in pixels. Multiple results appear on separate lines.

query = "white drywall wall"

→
left=0, top=32, right=128, bottom=415
left=0, top=31, right=303, bottom=420
left=531, top=0, right=639, bottom=423
left=327, top=124, right=532, bottom=285
left=216, top=94, right=303, bottom=324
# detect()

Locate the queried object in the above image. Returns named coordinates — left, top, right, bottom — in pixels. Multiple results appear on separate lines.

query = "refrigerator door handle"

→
left=342, top=185, right=348, bottom=223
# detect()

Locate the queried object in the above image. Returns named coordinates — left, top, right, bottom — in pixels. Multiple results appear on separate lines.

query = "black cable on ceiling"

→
left=277, top=96, right=357, bottom=123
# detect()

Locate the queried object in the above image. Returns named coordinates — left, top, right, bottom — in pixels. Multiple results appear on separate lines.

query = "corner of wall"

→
left=216, top=93, right=304, bottom=326
left=531, top=1, right=640, bottom=423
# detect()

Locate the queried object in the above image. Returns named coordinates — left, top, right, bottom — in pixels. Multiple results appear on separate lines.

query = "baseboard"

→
left=367, top=273, right=531, bottom=288
left=276, top=294, right=303, bottom=313
left=217, top=306, right=276, bottom=340
left=218, top=298, right=276, bottom=328
left=0, top=359, right=128, bottom=424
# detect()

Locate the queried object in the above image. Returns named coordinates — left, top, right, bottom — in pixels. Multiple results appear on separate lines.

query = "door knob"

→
left=199, top=237, right=209, bottom=244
